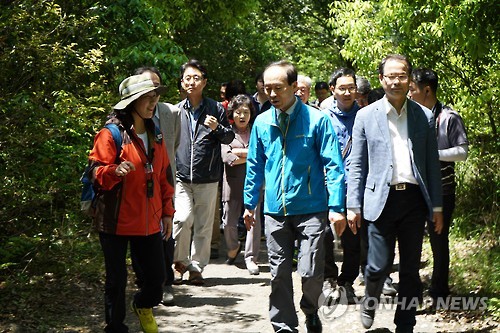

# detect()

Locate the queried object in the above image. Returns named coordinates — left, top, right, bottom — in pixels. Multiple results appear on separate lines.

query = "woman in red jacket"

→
left=88, top=74, right=175, bottom=333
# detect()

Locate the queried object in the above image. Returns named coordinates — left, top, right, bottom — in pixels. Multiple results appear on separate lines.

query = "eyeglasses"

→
left=336, top=86, right=357, bottom=94
left=383, top=74, right=409, bottom=83
left=182, top=75, right=203, bottom=83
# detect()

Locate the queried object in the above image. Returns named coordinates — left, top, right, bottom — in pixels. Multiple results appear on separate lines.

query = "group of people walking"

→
left=87, top=53, right=468, bottom=333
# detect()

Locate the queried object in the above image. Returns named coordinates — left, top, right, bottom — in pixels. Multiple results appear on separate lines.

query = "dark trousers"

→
left=99, top=232, right=166, bottom=333
left=365, top=185, right=426, bottom=328
left=324, top=221, right=360, bottom=285
left=133, top=236, right=174, bottom=288
left=428, top=193, right=455, bottom=299
left=163, top=237, right=175, bottom=286
left=324, top=223, right=338, bottom=280
left=360, top=216, right=368, bottom=276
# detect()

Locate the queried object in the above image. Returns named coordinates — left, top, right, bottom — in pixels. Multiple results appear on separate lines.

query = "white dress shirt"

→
left=384, top=97, right=418, bottom=185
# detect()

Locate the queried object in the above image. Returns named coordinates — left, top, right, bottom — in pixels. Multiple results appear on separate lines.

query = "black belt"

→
left=390, top=183, right=419, bottom=191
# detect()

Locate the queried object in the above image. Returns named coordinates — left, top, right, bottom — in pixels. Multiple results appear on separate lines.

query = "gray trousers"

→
left=266, top=212, right=326, bottom=333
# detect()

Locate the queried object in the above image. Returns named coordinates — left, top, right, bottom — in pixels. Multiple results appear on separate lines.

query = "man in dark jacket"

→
left=172, top=59, right=234, bottom=285
left=409, top=68, right=468, bottom=308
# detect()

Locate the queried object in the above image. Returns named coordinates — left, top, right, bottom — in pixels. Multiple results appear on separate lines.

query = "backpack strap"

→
left=81, top=124, right=123, bottom=215
left=342, top=136, right=352, bottom=161
left=104, top=123, right=122, bottom=162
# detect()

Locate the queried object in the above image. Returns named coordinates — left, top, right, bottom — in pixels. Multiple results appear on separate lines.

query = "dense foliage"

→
left=326, top=0, right=499, bottom=237
left=0, top=0, right=498, bottom=328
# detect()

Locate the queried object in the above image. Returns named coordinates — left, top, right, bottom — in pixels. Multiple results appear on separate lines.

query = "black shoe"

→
left=360, top=297, right=375, bottom=329
left=340, top=282, right=357, bottom=304
left=225, top=243, right=242, bottom=265
left=382, top=277, right=397, bottom=296
left=210, top=248, right=219, bottom=259
left=305, top=312, right=322, bottom=333
left=395, top=325, right=414, bottom=333
left=225, top=256, right=237, bottom=265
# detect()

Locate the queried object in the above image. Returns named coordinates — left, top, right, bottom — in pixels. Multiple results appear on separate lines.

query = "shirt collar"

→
left=383, top=96, right=408, bottom=117
left=154, top=105, right=159, bottom=119
left=183, top=98, right=204, bottom=112
left=282, top=97, right=298, bottom=115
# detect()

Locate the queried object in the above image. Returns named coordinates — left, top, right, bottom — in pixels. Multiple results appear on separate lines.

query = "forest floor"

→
left=0, top=236, right=498, bottom=333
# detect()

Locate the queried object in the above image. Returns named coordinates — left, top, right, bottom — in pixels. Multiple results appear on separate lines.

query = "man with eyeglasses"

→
left=321, top=68, right=361, bottom=304
left=172, top=59, right=235, bottom=286
left=320, top=70, right=357, bottom=111
left=346, top=54, right=443, bottom=333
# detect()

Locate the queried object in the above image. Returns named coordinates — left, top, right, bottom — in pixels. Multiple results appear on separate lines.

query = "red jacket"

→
left=89, top=122, right=174, bottom=236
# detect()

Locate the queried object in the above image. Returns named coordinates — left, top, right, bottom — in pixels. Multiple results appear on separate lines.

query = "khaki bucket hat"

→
left=113, top=73, right=168, bottom=110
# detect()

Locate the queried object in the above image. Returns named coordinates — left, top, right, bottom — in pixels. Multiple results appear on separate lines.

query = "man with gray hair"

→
left=355, top=76, right=371, bottom=108
left=295, top=74, right=314, bottom=106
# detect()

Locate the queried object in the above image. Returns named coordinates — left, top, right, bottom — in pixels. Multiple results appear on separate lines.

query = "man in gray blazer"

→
left=346, top=54, right=443, bottom=333
left=133, top=67, right=181, bottom=306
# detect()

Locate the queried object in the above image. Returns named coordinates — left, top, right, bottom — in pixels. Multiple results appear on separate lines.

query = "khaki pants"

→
left=211, top=185, right=222, bottom=251
left=172, top=181, right=219, bottom=273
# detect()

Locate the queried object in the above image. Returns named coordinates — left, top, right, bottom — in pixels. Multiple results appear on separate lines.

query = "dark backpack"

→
left=80, top=124, right=122, bottom=216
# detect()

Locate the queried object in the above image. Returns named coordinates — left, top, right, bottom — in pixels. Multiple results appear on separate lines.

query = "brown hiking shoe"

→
left=188, top=271, right=204, bottom=286
left=173, top=262, right=187, bottom=285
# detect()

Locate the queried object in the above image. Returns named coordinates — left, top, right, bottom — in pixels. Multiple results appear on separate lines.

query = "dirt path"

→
left=122, top=239, right=498, bottom=333
left=1, top=237, right=497, bottom=333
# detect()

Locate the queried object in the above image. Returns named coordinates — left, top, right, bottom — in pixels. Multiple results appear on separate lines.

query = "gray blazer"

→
left=156, top=102, right=181, bottom=186
left=347, top=98, right=442, bottom=221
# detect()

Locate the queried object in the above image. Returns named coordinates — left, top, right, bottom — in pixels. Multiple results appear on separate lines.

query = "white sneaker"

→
left=246, top=261, right=260, bottom=275
left=161, top=285, right=174, bottom=306
left=358, top=272, right=365, bottom=285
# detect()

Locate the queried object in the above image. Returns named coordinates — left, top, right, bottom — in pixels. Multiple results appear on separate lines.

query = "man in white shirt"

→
left=346, top=54, right=443, bottom=333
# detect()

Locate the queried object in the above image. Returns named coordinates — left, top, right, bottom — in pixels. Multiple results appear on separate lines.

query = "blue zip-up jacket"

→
left=323, top=100, right=360, bottom=183
left=244, top=97, right=345, bottom=216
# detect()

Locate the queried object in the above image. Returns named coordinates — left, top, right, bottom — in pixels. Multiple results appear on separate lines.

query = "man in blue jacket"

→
left=243, top=60, right=346, bottom=333
left=322, top=67, right=361, bottom=303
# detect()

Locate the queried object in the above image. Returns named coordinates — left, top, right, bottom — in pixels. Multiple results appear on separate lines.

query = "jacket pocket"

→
left=365, top=180, right=375, bottom=192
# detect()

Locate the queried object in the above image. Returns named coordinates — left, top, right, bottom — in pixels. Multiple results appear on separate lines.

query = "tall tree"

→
left=258, top=0, right=347, bottom=82
left=327, top=0, right=499, bottom=138
left=327, top=0, right=499, bottom=232
left=0, top=0, right=187, bottom=237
